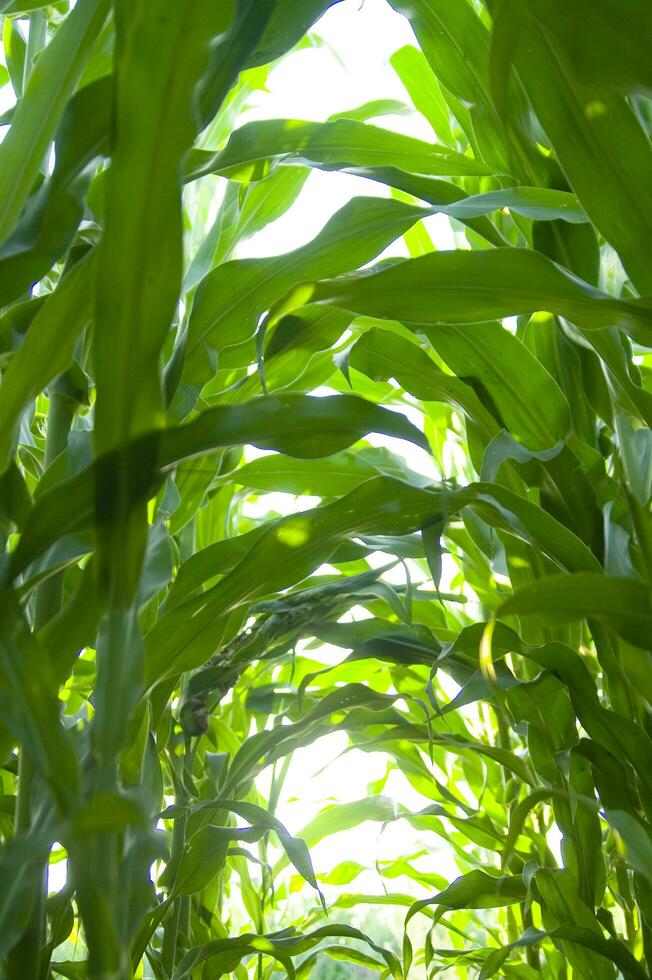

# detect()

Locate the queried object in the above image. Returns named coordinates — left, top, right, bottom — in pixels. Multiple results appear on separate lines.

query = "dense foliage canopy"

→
left=0, top=1, right=651, bottom=978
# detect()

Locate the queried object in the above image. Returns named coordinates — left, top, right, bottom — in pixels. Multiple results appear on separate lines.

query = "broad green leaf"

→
left=94, top=1, right=229, bottom=456
left=604, top=810, right=652, bottom=884
left=143, top=479, right=445, bottom=687
left=0, top=70, right=113, bottom=308
left=439, top=186, right=586, bottom=223
left=0, top=833, right=52, bottom=957
left=301, top=945, right=388, bottom=975
left=518, top=0, right=652, bottom=95
left=349, top=328, right=502, bottom=444
left=246, top=0, right=343, bottom=68
left=0, top=252, right=93, bottom=472
left=309, top=248, right=652, bottom=345
left=177, top=197, right=434, bottom=403
left=1, top=1, right=66, bottom=10
left=0, top=0, right=109, bottom=243
left=71, top=792, right=147, bottom=835
left=499, top=573, right=652, bottom=648
left=421, top=321, right=570, bottom=450
left=187, top=117, right=495, bottom=183
left=146, top=474, right=598, bottom=689
left=225, top=452, right=381, bottom=496
left=514, top=640, right=652, bottom=803
left=342, top=167, right=507, bottom=245
left=186, top=166, right=309, bottom=291
left=2, top=18, right=25, bottom=98
left=184, top=799, right=322, bottom=897
left=171, top=825, right=229, bottom=896
left=37, top=562, right=99, bottom=686
left=0, top=591, right=78, bottom=815
left=9, top=395, right=428, bottom=578
left=499, top=7, right=652, bottom=292
left=455, top=483, right=601, bottom=573
left=195, top=0, right=277, bottom=130
left=221, top=305, right=351, bottom=401
left=172, top=924, right=402, bottom=980
left=403, top=870, right=527, bottom=972
left=229, top=688, right=397, bottom=791
left=0, top=178, right=87, bottom=309
left=534, top=869, right=616, bottom=980
left=162, top=394, right=429, bottom=461
left=390, top=44, right=454, bottom=144
left=475, top=924, right=647, bottom=980
left=164, top=525, right=273, bottom=610
left=481, top=429, right=563, bottom=482
left=273, top=796, right=399, bottom=876
left=411, top=870, right=527, bottom=914
left=547, top=926, right=647, bottom=980
left=587, top=327, right=652, bottom=429
left=388, top=0, right=513, bottom=171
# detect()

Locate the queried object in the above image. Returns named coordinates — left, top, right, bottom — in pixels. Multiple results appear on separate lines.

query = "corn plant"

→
left=0, top=0, right=651, bottom=978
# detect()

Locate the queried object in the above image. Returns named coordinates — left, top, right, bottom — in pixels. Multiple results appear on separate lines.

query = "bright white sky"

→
left=236, top=0, right=457, bottom=260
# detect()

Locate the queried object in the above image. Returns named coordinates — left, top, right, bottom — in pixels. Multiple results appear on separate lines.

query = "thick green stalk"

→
left=7, top=381, right=74, bottom=980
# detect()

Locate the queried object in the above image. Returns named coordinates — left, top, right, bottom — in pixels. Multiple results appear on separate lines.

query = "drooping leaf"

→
left=494, top=2, right=652, bottom=293
left=177, top=197, right=435, bottom=405
left=10, top=395, right=429, bottom=578
left=499, top=573, right=652, bottom=648
left=187, top=116, right=495, bottom=183
left=309, top=248, right=652, bottom=345
left=0, top=0, right=109, bottom=242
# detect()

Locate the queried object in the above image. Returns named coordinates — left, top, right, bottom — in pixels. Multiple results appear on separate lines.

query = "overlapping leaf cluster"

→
left=0, top=0, right=651, bottom=978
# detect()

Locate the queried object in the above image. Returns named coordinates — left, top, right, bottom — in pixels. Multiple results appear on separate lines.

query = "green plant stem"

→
left=495, top=706, right=520, bottom=947
left=22, top=10, right=46, bottom=92
left=257, top=753, right=292, bottom=980
left=6, top=756, right=43, bottom=980
left=161, top=810, right=188, bottom=974
left=642, top=917, right=652, bottom=978
left=7, top=381, right=74, bottom=980
left=162, top=741, right=192, bottom=974
left=521, top=904, right=541, bottom=971
left=179, top=895, right=191, bottom=948
left=33, top=387, right=75, bottom=624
